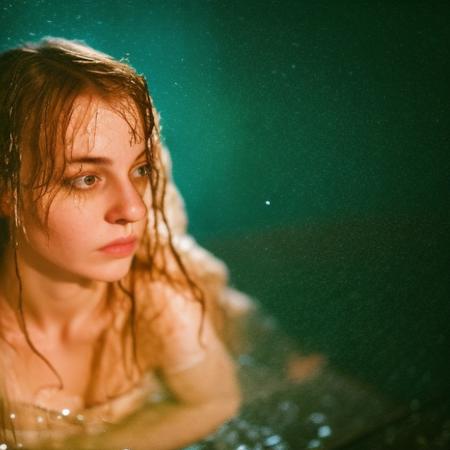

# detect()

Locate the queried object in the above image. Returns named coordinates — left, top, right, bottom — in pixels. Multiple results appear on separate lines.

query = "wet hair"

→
left=0, top=38, right=209, bottom=397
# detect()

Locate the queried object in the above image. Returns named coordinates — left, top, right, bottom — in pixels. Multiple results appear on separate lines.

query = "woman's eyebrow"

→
left=68, top=149, right=147, bottom=165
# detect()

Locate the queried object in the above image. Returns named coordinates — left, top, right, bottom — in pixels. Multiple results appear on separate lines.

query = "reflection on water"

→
left=182, top=298, right=450, bottom=449
left=183, top=301, right=394, bottom=450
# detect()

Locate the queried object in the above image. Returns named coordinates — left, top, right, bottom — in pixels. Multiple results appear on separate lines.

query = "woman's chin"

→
left=87, top=258, right=134, bottom=283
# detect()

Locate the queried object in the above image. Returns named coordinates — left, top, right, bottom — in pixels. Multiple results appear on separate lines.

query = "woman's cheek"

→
left=46, top=201, right=99, bottom=246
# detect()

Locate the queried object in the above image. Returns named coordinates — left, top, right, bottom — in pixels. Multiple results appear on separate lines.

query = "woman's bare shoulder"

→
left=131, top=262, right=197, bottom=335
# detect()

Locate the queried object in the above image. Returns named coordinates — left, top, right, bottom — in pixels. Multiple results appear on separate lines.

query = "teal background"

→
left=1, top=1, right=449, bottom=406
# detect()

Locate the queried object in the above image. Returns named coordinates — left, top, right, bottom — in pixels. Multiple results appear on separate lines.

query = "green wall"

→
left=2, top=1, right=448, bottom=238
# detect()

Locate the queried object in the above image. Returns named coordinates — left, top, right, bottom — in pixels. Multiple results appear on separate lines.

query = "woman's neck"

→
left=0, top=245, right=110, bottom=341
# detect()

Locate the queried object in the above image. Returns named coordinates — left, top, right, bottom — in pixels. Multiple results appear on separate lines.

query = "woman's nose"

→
left=105, top=180, right=148, bottom=225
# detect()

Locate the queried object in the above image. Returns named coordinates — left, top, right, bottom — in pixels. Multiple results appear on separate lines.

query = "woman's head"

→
left=0, top=40, right=223, bottom=442
left=0, top=37, right=168, bottom=282
left=13, top=94, right=152, bottom=282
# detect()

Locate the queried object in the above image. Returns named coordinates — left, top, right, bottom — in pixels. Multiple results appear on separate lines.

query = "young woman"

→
left=0, top=37, right=245, bottom=450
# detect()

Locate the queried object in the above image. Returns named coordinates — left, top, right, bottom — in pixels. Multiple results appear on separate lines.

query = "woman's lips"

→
left=99, top=236, right=138, bottom=257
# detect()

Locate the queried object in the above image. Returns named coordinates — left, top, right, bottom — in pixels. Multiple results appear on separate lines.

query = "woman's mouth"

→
left=99, top=236, right=138, bottom=257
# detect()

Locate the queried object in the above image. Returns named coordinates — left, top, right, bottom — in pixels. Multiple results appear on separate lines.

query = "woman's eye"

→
left=71, top=175, right=98, bottom=189
left=133, top=163, right=151, bottom=178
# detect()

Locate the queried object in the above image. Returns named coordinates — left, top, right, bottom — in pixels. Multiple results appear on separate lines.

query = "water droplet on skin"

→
left=61, top=408, right=70, bottom=416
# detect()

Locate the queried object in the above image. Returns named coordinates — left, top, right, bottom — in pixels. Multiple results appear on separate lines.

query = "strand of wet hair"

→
left=146, top=84, right=208, bottom=347
left=117, top=265, right=141, bottom=378
left=146, top=125, right=207, bottom=349
left=11, top=219, right=64, bottom=391
left=159, top=191, right=208, bottom=350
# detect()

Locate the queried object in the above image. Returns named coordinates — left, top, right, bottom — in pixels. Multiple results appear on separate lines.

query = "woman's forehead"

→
left=65, top=94, right=144, bottom=159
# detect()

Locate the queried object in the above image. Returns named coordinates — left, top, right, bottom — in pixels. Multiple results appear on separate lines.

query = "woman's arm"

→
left=68, top=332, right=240, bottom=450
left=68, top=286, right=241, bottom=450
left=97, top=340, right=240, bottom=450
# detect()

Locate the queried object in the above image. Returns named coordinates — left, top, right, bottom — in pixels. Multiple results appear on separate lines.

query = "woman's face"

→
left=16, top=95, right=151, bottom=283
